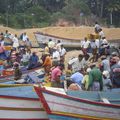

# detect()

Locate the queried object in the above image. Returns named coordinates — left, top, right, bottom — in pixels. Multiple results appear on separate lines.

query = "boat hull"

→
left=0, top=85, right=48, bottom=120
left=34, top=32, right=120, bottom=48
left=34, top=86, right=120, bottom=120
left=34, top=32, right=81, bottom=48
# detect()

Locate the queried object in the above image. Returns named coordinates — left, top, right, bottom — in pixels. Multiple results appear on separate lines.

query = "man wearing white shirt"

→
left=12, top=34, right=19, bottom=49
left=56, top=40, right=62, bottom=53
left=68, top=54, right=85, bottom=73
left=82, top=37, right=90, bottom=55
left=22, top=32, right=28, bottom=42
left=101, top=37, right=109, bottom=55
left=21, top=50, right=30, bottom=66
left=60, top=45, right=66, bottom=63
left=52, top=49, right=60, bottom=61
left=95, top=35, right=100, bottom=60
left=48, top=39, right=55, bottom=55
left=60, top=45, right=66, bottom=56
left=0, top=40, right=4, bottom=46
left=99, top=29, right=105, bottom=39
left=80, top=39, right=85, bottom=48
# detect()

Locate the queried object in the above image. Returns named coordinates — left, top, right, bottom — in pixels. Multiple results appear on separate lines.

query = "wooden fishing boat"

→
left=0, top=84, right=120, bottom=120
left=0, top=84, right=49, bottom=120
left=34, top=32, right=81, bottom=48
left=34, top=86, right=120, bottom=120
left=34, top=31, right=120, bottom=48
left=0, top=85, right=65, bottom=120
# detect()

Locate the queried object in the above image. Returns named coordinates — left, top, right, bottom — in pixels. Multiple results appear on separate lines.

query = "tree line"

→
left=0, top=0, right=119, bottom=28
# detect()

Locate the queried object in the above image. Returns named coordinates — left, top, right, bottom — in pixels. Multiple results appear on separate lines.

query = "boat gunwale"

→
left=0, top=95, right=39, bottom=101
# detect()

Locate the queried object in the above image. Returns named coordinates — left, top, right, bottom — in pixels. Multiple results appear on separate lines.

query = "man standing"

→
left=94, top=22, right=101, bottom=33
left=48, top=39, right=55, bottom=55
left=100, top=55, right=110, bottom=72
left=22, top=32, right=28, bottom=42
left=82, top=37, right=90, bottom=55
left=60, top=45, right=66, bottom=63
left=88, top=63, right=103, bottom=91
left=12, top=34, right=19, bottom=50
left=52, top=48, right=60, bottom=62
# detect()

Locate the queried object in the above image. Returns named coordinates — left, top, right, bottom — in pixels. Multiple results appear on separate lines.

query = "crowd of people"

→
left=0, top=30, right=40, bottom=79
left=42, top=22, right=120, bottom=91
left=0, top=22, right=120, bottom=91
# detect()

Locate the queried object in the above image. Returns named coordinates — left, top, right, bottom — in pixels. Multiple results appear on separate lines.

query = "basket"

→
left=2, top=69, right=14, bottom=76
left=4, top=46, right=13, bottom=51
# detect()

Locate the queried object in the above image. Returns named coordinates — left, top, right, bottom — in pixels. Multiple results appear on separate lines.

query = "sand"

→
left=1, top=25, right=119, bottom=69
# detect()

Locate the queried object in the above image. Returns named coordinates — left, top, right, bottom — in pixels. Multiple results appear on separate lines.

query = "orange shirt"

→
left=43, top=56, right=52, bottom=66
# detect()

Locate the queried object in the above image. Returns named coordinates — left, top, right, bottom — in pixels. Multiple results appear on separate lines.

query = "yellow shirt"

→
left=44, top=46, right=49, bottom=53
left=82, top=75, right=89, bottom=90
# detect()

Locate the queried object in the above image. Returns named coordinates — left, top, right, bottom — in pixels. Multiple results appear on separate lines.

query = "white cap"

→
left=103, top=71, right=110, bottom=79
left=87, top=68, right=91, bottom=73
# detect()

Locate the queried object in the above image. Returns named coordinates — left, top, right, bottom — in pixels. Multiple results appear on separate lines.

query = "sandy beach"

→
left=0, top=26, right=120, bottom=47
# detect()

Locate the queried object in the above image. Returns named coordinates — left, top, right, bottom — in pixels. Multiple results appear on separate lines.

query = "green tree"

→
left=61, top=0, right=91, bottom=24
left=25, top=6, right=50, bottom=27
left=106, top=0, right=120, bottom=25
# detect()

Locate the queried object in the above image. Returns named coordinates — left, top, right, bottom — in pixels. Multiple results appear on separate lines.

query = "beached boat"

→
left=34, top=86, right=120, bottom=120
left=1, top=83, right=120, bottom=120
left=34, top=32, right=81, bottom=48
left=34, top=31, right=120, bottom=48
left=0, top=84, right=49, bottom=120
left=0, top=85, right=66, bottom=120
left=0, top=67, right=44, bottom=83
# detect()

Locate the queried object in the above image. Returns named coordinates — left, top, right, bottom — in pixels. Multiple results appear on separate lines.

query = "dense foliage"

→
left=0, top=0, right=119, bottom=28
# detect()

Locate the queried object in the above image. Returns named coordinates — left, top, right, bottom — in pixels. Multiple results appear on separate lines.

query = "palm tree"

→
left=106, top=0, right=120, bottom=25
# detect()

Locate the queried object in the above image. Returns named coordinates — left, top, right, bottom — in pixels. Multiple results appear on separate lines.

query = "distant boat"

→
left=34, top=31, right=120, bottom=49
left=0, top=85, right=49, bottom=120
left=34, top=86, right=120, bottom=120
left=34, top=32, right=81, bottom=48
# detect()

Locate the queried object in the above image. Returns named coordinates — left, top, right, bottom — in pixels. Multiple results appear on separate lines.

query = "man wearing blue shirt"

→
left=70, top=70, right=84, bottom=86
